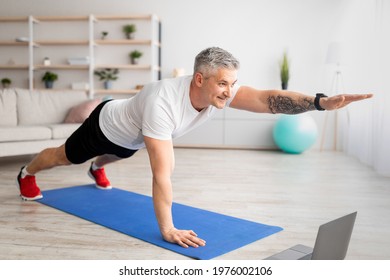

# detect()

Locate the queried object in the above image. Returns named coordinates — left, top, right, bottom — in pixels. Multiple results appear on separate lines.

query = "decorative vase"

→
left=104, top=80, right=112, bottom=89
left=43, top=57, right=51, bottom=66
left=281, top=82, right=288, bottom=90
left=131, top=57, right=139, bottom=65
left=45, top=81, right=53, bottom=89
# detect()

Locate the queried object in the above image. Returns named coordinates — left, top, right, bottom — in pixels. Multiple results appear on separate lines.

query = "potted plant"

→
left=101, top=31, right=108, bottom=40
left=129, top=50, right=143, bottom=65
left=94, top=68, right=119, bottom=89
left=122, top=24, right=136, bottom=39
left=280, top=52, right=290, bottom=90
left=1, top=78, right=11, bottom=89
left=41, top=71, right=58, bottom=89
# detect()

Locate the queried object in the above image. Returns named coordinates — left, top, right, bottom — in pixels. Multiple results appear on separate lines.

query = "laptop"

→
left=265, top=211, right=357, bottom=260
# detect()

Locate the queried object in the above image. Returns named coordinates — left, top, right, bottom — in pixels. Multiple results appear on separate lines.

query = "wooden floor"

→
left=0, top=148, right=389, bottom=260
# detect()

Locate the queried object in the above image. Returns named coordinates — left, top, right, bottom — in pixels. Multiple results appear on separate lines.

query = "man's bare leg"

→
left=25, top=144, right=71, bottom=175
left=93, top=154, right=123, bottom=168
left=88, top=154, right=122, bottom=190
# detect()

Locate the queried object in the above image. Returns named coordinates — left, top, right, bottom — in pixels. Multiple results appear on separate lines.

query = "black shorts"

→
left=65, top=100, right=138, bottom=164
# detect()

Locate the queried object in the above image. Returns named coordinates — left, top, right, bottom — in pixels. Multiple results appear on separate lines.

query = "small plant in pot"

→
left=129, top=50, right=143, bottom=65
left=122, top=24, right=136, bottom=39
left=1, top=78, right=11, bottom=89
left=280, top=52, right=289, bottom=90
left=41, top=71, right=58, bottom=89
left=94, top=68, right=119, bottom=89
left=101, top=31, right=108, bottom=40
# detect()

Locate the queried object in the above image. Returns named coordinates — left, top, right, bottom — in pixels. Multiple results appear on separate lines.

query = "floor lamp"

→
left=321, top=42, right=344, bottom=151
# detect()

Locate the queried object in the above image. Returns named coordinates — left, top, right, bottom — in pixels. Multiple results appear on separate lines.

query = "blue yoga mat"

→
left=38, top=185, right=282, bottom=259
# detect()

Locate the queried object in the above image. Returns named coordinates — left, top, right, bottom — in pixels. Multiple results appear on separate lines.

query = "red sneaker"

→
left=87, top=162, right=112, bottom=190
left=17, top=167, right=43, bottom=201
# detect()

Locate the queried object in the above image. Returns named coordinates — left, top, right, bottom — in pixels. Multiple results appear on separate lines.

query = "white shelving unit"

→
left=0, top=14, right=161, bottom=98
left=0, top=17, right=30, bottom=88
left=92, top=14, right=161, bottom=98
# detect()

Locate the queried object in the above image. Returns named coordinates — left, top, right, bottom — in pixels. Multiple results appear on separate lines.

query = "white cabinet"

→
left=173, top=108, right=279, bottom=149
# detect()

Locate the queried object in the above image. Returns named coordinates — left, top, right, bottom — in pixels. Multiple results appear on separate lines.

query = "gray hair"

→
left=193, top=47, right=240, bottom=77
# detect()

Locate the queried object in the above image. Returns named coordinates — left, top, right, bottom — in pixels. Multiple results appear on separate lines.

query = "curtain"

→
left=339, top=0, right=390, bottom=176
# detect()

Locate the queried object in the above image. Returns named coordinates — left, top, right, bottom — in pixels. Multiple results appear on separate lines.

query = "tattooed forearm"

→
left=267, top=95, right=316, bottom=114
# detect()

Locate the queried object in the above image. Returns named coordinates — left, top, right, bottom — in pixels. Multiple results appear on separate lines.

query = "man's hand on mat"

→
left=163, top=227, right=206, bottom=248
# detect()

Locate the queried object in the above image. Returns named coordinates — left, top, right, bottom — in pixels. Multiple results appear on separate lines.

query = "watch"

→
left=314, top=93, right=327, bottom=111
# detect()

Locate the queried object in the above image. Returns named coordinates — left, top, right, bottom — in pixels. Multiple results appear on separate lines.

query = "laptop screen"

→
left=311, top=212, right=357, bottom=260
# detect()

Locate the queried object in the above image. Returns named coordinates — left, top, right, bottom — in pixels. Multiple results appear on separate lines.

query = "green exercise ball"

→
left=273, top=114, right=318, bottom=154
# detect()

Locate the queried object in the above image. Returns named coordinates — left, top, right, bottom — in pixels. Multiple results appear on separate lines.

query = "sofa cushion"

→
left=16, top=88, right=88, bottom=125
left=0, top=126, right=52, bottom=142
left=64, top=98, right=102, bottom=123
left=0, top=89, right=17, bottom=126
left=49, top=123, right=81, bottom=139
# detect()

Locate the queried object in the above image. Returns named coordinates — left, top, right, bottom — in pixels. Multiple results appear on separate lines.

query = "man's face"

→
left=201, top=68, right=238, bottom=109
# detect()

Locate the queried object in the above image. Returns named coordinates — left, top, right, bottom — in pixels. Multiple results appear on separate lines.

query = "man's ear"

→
left=194, top=72, right=203, bottom=87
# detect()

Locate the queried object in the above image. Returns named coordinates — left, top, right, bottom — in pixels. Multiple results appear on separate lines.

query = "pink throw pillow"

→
left=64, top=98, right=102, bottom=123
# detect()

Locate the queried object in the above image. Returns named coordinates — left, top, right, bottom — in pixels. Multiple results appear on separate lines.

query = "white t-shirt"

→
left=99, top=75, right=239, bottom=150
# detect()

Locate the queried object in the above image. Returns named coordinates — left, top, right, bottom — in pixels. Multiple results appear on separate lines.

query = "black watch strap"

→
left=314, top=93, right=327, bottom=111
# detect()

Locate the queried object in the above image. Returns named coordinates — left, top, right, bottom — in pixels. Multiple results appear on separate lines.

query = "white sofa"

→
left=0, top=88, right=92, bottom=157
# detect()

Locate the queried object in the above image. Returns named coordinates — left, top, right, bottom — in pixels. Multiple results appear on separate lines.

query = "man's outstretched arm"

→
left=229, top=86, right=373, bottom=114
left=144, top=135, right=206, bottom=248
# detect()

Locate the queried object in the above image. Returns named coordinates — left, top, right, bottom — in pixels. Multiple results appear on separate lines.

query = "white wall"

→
left=1, top=0, right=344, bottom=87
